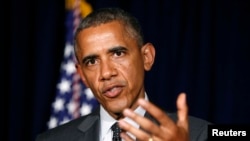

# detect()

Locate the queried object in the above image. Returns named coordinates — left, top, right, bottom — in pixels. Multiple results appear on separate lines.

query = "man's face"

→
left=75, top=21, right=154, bottom=119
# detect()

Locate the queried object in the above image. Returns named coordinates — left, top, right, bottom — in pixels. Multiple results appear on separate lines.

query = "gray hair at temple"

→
left=73, top=7, right=144, bottom=62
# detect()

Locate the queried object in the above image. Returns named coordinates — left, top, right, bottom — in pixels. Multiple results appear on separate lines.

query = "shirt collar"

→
left=100, top=93, right=149, bottom=139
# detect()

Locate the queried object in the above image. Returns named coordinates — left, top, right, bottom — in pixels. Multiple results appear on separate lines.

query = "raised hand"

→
left=118, top=93, right=189, bottom=141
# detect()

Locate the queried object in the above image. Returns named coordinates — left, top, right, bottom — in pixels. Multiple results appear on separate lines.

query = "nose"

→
left=99, top=60, right=117, bottom=81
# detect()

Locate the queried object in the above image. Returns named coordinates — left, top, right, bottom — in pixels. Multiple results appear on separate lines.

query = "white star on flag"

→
left=53, top=98, right=65, bottom=112
left=47, top=0, right=99, bottom=129
left=57, top=79, right=71, bottom=94
left=63, top=61, right=76, bottom=75
left=84, top=88, right=95, bottom=100
left=80, top=103, right=92, bottom=115
left=48, top=117, right=57, bottom=129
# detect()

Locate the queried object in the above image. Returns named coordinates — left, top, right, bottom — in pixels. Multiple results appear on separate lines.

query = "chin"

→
left=109, top=102, right=127, bottom=113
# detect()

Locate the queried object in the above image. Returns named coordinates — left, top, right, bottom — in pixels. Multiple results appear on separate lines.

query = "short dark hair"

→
left=74, top=7, right=144, bottom=49
left=75, top=8, right=144, bottom=46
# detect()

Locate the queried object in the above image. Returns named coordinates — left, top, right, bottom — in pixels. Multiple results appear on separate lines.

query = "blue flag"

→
left=47, top=0, right=99, bottom=129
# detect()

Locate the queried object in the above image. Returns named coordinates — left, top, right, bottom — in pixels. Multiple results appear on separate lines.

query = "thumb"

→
left=177, top=93, right=188, bottom=129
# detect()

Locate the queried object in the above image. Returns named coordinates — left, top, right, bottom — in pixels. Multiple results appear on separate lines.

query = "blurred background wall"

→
left=4, top=0, right=250, bottom=141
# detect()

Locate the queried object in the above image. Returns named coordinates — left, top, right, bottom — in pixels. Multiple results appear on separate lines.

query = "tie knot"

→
left=111, top=122, right=122, bottom=141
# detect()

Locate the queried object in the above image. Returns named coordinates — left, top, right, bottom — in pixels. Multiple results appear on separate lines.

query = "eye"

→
left=114, top=50, right=125, bottom=57
left=82, top=55, right=99, bottom=67
left=83, top=57, right=97, bottom=66
left=109, top=46, right=127, bottom=58
left=85, top=58, right=97, bottom=66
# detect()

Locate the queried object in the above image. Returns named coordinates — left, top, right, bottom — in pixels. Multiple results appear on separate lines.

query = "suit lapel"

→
left=77, top=107, right=100, bottom=141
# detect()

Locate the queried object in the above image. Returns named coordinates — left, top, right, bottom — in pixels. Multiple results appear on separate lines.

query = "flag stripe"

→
left=47, top=0, right=98, bottom=129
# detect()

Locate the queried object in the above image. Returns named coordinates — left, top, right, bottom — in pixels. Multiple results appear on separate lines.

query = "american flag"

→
left=47, top=0, right=99, bottom=129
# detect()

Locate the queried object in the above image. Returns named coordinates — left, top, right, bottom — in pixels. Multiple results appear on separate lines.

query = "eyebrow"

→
left=81, top=46, right=128, bottom=64
left=107, top=46, right=128, bottom=54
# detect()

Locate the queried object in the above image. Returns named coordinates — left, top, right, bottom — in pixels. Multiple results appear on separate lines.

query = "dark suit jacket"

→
left=36, top=107, right=210, bottom=141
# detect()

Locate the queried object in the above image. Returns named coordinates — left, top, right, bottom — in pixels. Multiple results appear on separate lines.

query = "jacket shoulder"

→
left=168, top=112, right=211, bottom=141
left=36, top=109, right=99, bottom=141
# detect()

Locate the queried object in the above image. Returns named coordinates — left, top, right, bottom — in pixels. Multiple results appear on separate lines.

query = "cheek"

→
left=82, top=71, right=100, bottom=91
left=118, top=60, right=144, bottom=85
left=127, top=57, right=144, bottom=75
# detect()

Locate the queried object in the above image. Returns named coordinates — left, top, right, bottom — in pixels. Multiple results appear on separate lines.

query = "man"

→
left=36, top=7, right=210, bottom=141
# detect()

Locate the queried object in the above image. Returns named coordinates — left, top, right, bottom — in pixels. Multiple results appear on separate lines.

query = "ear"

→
left=75, top=64, right=89, bottom=87
left=141, top=43, right=155, bottom=71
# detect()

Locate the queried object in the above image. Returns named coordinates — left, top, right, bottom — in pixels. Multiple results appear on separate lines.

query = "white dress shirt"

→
left=100, top=94, right=148, bottom=141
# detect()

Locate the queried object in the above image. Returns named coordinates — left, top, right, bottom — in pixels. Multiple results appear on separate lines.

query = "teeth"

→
left=109, top=87, right=116, bottom=92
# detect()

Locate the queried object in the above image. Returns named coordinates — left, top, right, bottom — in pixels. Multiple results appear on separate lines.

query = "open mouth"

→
left=102, top=85, right=123, bottom=98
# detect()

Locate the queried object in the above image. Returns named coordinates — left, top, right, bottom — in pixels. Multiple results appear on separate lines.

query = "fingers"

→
left=119, top=119, right=152, bottom=141
left=176, top=93, right=188, bottom=130
left=118, top=101, right=176, bottom=139
left=118, top=93, right=190, bottom=141
left=120, top=132, right=134, bottom=141
left=137, top=97, right=176, bottom=128
left=123, top=109, right=160, bottom=133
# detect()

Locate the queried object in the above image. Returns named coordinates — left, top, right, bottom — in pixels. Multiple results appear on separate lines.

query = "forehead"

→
left=76, top=21, right=135, bottom=52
